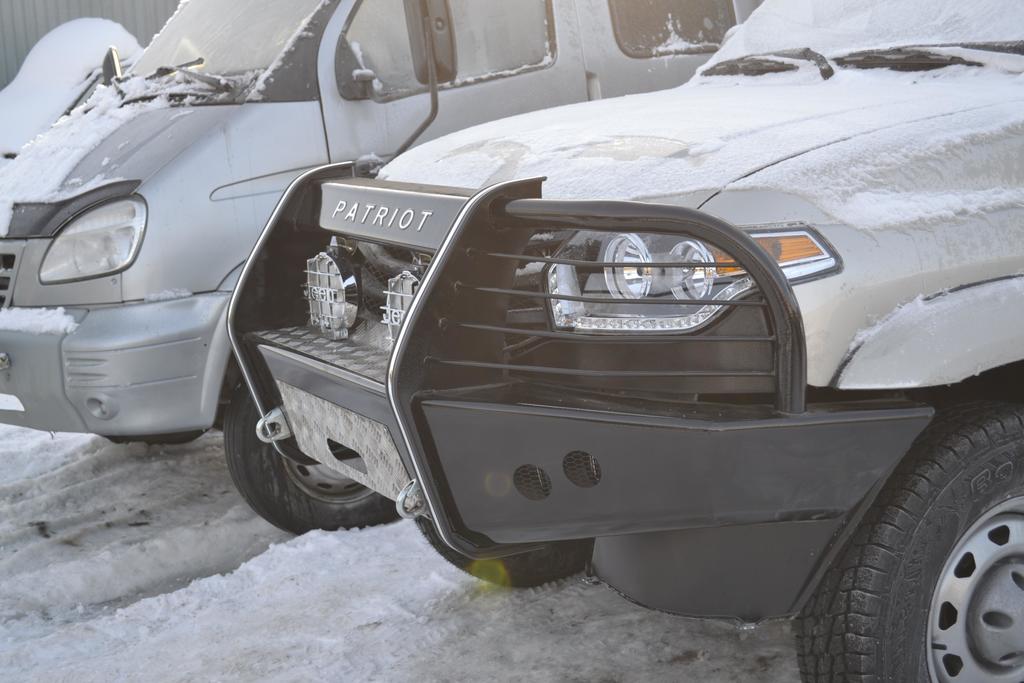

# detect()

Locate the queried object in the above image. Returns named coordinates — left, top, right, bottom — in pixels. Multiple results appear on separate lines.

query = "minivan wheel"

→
left=415, top=517, right=594, bottom=588
left=222, top=384, right=398, bottom=535
left=797, top=402, right=1024, bottom=682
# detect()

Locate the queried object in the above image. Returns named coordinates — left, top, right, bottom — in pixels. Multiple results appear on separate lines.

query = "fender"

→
left=836, top=276, right=1024, bottom=389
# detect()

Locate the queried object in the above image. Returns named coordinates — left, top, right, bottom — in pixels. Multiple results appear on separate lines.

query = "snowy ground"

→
left=0, top=425, right=798, bottom=682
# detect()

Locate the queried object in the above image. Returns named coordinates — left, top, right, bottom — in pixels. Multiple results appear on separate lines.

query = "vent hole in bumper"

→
left=513, top=465, right=552, bottom=501
left=327, top=438, right=368, bottom=475
left=563, top=451, right=602, bottom=488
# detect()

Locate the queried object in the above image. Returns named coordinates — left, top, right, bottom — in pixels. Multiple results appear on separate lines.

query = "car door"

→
left=573, top=0, right=752, bottom=99
left=318, top=0, right=589, bottom=165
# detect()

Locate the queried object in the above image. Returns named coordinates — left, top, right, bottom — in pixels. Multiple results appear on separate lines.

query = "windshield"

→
left=706, top=0, right=1023, bottom=69
left=133, top=0, right=325, bottom=77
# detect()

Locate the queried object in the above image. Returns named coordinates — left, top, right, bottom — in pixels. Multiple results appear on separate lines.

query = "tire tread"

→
left=797, top=401, right=1024, bottom=682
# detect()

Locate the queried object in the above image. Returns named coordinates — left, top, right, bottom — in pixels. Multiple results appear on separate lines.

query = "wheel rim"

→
left=282, top=458, right=376, bottom=505
left=928, top=495, right=1024, bottom=682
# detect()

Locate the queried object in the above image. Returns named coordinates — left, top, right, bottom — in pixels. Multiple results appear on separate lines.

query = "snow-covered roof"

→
left=0, top=19, right=141, bottom=158
left=706, top=0, right=1024, bottom=68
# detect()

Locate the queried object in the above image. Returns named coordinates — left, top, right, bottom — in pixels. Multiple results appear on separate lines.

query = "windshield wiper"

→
left=956, top=41, right=1024, bottom=56
left=703, top=48, right=835, bottom=80
left=836, top=47, right=982, bottom=71
left=146, top=57, right=234, bottom=93
left=836, top=42, right=1024, bottom=72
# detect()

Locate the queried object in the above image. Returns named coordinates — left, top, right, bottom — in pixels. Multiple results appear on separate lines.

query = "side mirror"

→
left=404, top=0, right=457, bottom=85
left=336, top=39, right=375, bottom=100
left=101, top=46, right=123, bottom=85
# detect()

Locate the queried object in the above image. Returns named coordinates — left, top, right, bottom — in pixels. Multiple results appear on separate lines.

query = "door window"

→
left=607, top=0, right=737, bottom=58
left=340, top=0, right=556, bottom=100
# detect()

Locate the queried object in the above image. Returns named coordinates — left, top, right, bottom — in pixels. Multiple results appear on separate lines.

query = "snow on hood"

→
left=705, top=0, right=1023, bottom=69
left=731, top=89, right=1024, bottom=230
left=382, top=69, right=1024, bottom=220
left=0, top=19, right=141, bottom=158
left=0, top=86, right=171, bottom=237
left=0, top=74, right=231, bottom=237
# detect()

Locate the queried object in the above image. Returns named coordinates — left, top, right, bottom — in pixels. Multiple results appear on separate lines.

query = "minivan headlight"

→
left=547, top=226, right=837, bottom=333
left=40, top=198, right=147, bottom=284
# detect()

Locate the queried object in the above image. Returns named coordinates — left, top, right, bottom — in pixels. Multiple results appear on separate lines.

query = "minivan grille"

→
left=0, top=252, right=16, bottom=308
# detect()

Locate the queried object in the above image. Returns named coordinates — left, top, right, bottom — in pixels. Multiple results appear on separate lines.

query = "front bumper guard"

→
left=229, top=174, right=932, bottom=565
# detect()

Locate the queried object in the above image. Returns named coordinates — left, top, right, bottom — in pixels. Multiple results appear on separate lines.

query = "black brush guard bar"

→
left=388, top=178, right=812, bottom=558
left=231, top=176, right=928, bottom=567
left=472, top=196, right=804, bottom=413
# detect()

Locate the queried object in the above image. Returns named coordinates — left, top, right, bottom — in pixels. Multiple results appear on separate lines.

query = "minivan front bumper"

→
left=0, top=294, right=231, bottom=436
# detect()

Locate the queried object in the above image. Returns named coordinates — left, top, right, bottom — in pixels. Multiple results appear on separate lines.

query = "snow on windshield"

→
left=132, top=0, right=325, bottom=77
left=707, top=0, right=1024, bottom=67
left=0, top=19, right=141, bottom=159
left=250, top=0, right=332, bottom=99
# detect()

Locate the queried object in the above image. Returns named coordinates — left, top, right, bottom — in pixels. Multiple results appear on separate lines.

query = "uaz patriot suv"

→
left=229, top=0, right=1024, bottom=680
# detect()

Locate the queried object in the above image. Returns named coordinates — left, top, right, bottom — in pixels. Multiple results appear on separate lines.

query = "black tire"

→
left=797, top=402, right=1024, bottom=682
left=415, top=516, right=593, bottom=588
left=223, top=384, right=398, bottom=535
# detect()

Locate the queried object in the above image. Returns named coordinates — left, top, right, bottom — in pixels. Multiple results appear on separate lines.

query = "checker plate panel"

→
left=276, top=380, right=409, bottom=500
left=258, top=325, right=390, bottom=383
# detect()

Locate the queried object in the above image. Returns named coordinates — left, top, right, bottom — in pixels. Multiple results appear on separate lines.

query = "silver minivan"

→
left=0, top=0, right=756, bottom=531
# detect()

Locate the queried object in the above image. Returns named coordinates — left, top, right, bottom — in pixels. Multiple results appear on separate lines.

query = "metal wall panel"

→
left=0, top=0, right=180, bottom=88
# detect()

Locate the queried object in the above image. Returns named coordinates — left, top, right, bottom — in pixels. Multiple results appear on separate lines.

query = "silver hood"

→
left=0, top=89, right=238, bottom=238
left=67, top=106, right=238, bottom=190
left=381, top=68, right=1024, bottom=212
left=383, top=66, right=1024, bottom=391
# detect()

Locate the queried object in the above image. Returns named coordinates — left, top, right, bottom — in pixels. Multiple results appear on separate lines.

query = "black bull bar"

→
left=229, top=171, right=931, bottom=618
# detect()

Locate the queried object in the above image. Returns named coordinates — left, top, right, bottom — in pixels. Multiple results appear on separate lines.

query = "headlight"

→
left=547, top=225, right=836, bottom=334
left=40, top=198, right=147, bottom=284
